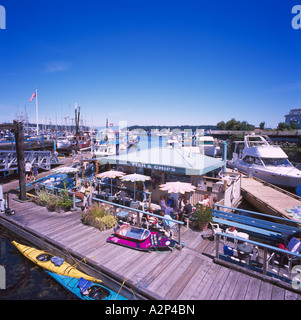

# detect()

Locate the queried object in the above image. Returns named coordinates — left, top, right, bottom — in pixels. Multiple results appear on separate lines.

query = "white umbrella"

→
left=159, top=181, right=196, bottom=209
left=120, top=173, right=151, bottom=201
left=159, top=181, right=196, bottom=194
left=96, top=170, right=125, bottom=194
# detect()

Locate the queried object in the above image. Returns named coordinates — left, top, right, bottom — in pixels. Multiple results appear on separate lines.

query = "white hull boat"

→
left=227, top=134, right=301, bottom=188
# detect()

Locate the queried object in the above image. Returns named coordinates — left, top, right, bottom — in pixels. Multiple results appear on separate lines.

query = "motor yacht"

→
left=94, top=144, right=116, bottom=157
left=227, top=133, right=301, bottom=188
left=181, top=135, right=220, bottom=157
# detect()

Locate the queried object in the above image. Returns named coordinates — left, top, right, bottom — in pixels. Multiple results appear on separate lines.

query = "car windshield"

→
left=261, top=158, right=292, bottom=167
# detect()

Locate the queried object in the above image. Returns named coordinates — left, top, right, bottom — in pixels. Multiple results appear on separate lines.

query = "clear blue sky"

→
left=0, top=0, right=301, bottom=128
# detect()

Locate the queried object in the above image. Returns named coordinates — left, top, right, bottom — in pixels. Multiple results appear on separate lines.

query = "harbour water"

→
left=0, top=226, right=74, bottom=300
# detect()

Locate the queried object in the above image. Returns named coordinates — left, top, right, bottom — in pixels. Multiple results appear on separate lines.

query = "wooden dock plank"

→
left=244, top=276, right=261, bottom=300
left=153, top=254, right=195, bottom=298
left=230, top=272, right=251, bottom=300
left=165, top=257, right=202, bottom=300
left=1, top=188, right=301, bottom=301
left=216, top=269, right=240, bottom=300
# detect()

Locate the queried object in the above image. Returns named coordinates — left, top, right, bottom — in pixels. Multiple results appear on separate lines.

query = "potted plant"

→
left=46, top=195, right=60, bottom=212
left=193, top=203, right=213, bottom=231
left=57, top=189, right=73, bottom=212
left=35, top=189, right=50, bottom=206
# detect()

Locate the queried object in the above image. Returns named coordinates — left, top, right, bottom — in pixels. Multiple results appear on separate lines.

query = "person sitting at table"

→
left=178, top=195, right=186, bottom=213
left=146, top=206, right=160, bottom=227
left=116, top=189, right=128, bottom=205
left=286, top=232, right=301, bottom=253
left=160, top=195, right=168, bottom=211
left=277, top=231, right=301, bottom=267
left=199, top=194, right=211, bottom=208
left=182, top=199, right=193, bottom=221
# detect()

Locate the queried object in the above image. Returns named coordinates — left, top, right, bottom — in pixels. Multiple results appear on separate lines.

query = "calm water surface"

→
left=0, top=226, right=74, bottom=300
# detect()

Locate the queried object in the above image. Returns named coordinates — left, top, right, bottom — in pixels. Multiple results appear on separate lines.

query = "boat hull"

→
left=107, top=225, right=177, bottom=251
left=12, top=241, right=102, bottom=283
left=46, top=271, right=127, bottom=300
left=228, top=161, right=301, bottom=188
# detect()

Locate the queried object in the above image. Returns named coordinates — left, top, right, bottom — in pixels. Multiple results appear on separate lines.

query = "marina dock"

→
left=241, top=175, right=301, bottom=221
left=1, top=187, right=301, bottom=300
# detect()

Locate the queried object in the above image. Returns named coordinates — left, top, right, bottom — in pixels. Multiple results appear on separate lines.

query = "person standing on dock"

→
left=83, top=181, right=92, bottom=211
left=25, top=161, right=32, bottom=181
left=32, top=164, right=38, bottom=181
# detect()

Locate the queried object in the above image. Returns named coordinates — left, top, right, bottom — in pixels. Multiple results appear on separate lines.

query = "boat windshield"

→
left=261, top=158, right=292, bottom=167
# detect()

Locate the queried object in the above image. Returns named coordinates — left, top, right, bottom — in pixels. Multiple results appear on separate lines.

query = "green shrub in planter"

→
left=99, top=214, right=117, bottom=230
left=58, top=189, right=73, bottom=211
left=46, top=195, right=60, bottom=212
left=81, top=205, right=117, bottom=231
left=193, top=203, right=213, bottom=231
left=35, top=189, right=50, bottom=206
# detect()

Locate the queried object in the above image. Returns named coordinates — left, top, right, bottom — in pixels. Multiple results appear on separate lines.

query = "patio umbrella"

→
left=96, top=170, right=126, bottom=194
left=159, top=181, right=196, bottom=209
left=120, top=173, right=151, bottom=201
left=159, top=181, right=196, bottom=194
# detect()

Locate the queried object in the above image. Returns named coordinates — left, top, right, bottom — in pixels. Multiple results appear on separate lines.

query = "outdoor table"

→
left=237, top=243, right=253, bottom=263
left=116, top=210, right=130, bottom=222
left=225, top=228, right=249, bottom=246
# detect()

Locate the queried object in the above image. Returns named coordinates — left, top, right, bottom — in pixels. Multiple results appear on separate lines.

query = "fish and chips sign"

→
left=130, top=161, right=180, bottom=173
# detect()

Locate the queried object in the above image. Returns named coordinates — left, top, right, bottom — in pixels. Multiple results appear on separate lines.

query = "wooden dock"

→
left=1, top=192, right=301, bottom=300
left=241, top=175, right=301, bottom=221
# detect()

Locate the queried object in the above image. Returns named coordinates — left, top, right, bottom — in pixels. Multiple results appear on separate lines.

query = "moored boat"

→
left=227, top=133, right=301, bottom=189
left=107, top=224, right=177, bottom=251
left=46, top=271, right=127, bottom=300
left=12, top=241, right=102, bottom=283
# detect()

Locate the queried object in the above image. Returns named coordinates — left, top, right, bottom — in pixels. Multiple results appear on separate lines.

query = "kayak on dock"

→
left=46, top=271, right=127, bottom=300
left=107, top=223, right=177, bottom=252
left=12, top=241, right=102, bottom=283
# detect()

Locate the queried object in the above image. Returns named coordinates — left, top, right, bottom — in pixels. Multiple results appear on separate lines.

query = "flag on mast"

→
left=29, top=92, right=36, bottom=102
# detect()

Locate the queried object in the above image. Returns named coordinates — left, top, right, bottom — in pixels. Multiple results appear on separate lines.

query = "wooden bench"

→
left=212, top=210, right=298, bottom=240
left=212, top=217, right=282, bottom=244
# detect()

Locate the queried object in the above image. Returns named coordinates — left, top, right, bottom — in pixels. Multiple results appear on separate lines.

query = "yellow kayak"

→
left=12, top=241, right=102, bottom=283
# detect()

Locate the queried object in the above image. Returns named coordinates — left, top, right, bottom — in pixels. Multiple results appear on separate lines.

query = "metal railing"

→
left=215, top=232, right=301, bottom=285
left=91, top=196, right=184, bottom=249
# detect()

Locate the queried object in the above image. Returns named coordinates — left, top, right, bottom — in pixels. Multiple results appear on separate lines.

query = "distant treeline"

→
left=128, top=125, right=217, bottom=131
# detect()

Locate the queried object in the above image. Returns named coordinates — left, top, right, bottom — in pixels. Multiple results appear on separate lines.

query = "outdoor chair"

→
left=209, top=222, right=224, bottom=241
left=163, top=218, right=178, bottom=238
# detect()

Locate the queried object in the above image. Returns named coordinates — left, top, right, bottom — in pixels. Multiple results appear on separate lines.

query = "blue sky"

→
left=0, top=0, right=301, bottom=128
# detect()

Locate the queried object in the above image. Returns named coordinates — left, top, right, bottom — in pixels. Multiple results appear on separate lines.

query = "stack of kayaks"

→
left=12, top=241, right=127, bottom=300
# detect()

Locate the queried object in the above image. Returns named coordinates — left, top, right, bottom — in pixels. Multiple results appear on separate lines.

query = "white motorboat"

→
left=197, top=136, right=220, bottom=157
left=94, top=144, right=116, bottom=157
left=227, top=133, right=301, bottom=188
left=56, top=137, right=72, bottom=149
left=181, top=135, right=220, bottom=157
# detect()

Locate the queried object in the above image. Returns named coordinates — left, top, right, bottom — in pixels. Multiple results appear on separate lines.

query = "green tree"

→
left=216, top=121, right=226, bottom=130
left=259, top=122, right=265, bottom=130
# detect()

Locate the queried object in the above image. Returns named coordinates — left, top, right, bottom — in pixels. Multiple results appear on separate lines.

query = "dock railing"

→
left=92, top=196, right=185, bottom=249
left=214, top=204, right=301, bottom=227
left=215, top=232, right=301, bottom=290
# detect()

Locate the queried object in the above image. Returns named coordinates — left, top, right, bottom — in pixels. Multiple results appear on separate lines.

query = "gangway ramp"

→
left=241, top=175, right=301, bottom=221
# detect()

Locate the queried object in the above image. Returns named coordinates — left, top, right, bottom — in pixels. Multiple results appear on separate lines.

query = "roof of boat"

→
left=99, top=147, right=224, bottom=175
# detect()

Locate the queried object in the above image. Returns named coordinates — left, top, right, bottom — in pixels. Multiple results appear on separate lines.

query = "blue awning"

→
left=99, top=147, right=224, bottom=176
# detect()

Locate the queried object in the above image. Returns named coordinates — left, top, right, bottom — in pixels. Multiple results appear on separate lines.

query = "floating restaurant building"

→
left=99, top=147, right=241, bottom=208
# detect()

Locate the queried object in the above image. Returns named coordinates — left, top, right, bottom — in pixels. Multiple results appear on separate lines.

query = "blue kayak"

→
left=46, top=271, right=127, bottom=300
